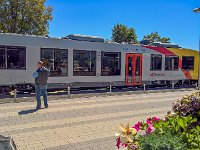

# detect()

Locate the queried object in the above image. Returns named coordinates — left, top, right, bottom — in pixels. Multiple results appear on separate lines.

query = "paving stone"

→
left=0, top=90, right=196, bottom=150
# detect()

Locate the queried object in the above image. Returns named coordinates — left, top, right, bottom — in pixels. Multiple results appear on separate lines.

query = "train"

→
left=0, top=33, right=198, bottom=94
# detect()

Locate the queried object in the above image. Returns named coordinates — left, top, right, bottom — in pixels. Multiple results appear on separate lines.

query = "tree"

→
left=112, top=23, right=138, bottom=44
left=143, top=32, right=170, bottom=43
left=0, top=0, right=53, bottom=36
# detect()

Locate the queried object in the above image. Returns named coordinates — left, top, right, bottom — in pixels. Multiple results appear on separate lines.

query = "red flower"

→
left=146, top=124, right=154, bottom=134
left=116, top=137, right=121, bottom=149
left=146, top=117, right=152, bottom=124
left=132, top=122, right=142, bottom=131
left=116, top=137, right=128, bottom=149
left=152, top=117, right=160, bottom=122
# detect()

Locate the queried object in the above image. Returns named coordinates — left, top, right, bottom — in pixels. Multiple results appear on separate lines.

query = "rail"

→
left=0, top=83, right=198, bottom=100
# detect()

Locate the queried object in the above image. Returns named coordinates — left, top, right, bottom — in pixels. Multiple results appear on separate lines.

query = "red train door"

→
left=125, top=54, right=142, bottom=86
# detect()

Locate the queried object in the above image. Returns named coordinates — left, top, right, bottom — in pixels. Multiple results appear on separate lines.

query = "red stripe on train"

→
left=143, top=45, right=175, bottom=56
left=143, top=45, right=192, bottom=79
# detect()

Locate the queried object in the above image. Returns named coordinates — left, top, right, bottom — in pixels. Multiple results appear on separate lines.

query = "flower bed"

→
left=115, top=92, right=200, bottom=150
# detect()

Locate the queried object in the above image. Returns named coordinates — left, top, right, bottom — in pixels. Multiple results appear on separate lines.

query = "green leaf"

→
left=143, top=32, right=170, bottom=43
left=112, top=23, right=138, bottom=44
left=0, top=0, right=53, bottom=35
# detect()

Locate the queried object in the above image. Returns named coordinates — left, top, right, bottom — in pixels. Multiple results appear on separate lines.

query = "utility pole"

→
left=193, top=7, right=200, bottom=89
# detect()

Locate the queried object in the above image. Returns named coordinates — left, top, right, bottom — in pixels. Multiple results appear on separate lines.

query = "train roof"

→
left=0, top=32, right=139, bottom=48
left=0, top=32, right=197, bottom=51
left=62, top=34, right=105, bottom=43
left=151, top=42, right=180, bottom=48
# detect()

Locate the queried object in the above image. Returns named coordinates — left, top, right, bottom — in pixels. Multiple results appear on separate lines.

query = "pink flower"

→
left=146, top=124, right=154, bottom=134
left=130, top=144, right=139, bottom=149
left=146, top=117, right=152, bottom=124
left=146, top=117, right=160, bottom=125
left=152, top=117, right=160, bottom=122
left=132, top=122, right=141, bottom=131
left=116, top=137, right=121, bottom=149
left=122, top=144, right=128, bottom=148
left=116, top=137, right=127, bottom=149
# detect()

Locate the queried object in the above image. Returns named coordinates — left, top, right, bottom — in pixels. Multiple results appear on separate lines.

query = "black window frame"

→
left=0, top=46, right=6, bottom=69
left=101, top=51, right=121, bottom=76
left=73, top=50, right=96, bottom=76
left=165, top=56, right=179, bottom=71
left=150, top=54, right=162, bottom=71
left=41, top=48, right=68, bottom=77
left=182, top=56, right=194, bottom=71
left=0, top=45, right=26, bottom=70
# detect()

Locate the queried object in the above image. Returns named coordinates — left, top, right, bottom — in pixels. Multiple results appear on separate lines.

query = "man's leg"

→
left=35, top=85, right=41, bottom=109
left=41, top=85, right=48, bottom=108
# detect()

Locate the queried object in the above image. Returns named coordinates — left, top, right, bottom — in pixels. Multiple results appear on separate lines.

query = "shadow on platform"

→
left=18, top=108, right=38, bottom=115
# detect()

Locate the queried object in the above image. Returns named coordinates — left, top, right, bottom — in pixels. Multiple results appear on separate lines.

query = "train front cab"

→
left=125, top=53, right=143, bottom=86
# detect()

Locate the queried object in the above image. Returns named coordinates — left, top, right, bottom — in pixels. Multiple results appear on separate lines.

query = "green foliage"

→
left=182, top=126, right=200, bottom=150
left=112, top=23, right=138, bottom=44
left=0, top=0, right=53, bottom=35
left=138, top=131, right=186, bottom=150
left=154, top=115, right=197, bottom=133
left=143, top=32, right=170, bottom=43
left=115, top=92, right=200, bottom=150
left=153, top=115, right=199, bottom=150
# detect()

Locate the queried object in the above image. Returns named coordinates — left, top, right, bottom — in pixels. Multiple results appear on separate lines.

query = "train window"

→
left=0, top=47, right=5, bottom=69
left=7, top=47, right=26, bottom=69
left=165, top=56, right=179, bottom=71
left=150, top=54, right=162, bottom=71
left=41, top=48, right=68, bottom=76
left=0, top=46, right=26, bottom=70
left=101, top=52, right=121, bottom=76
left=182, top=56, right=194, bottom=70
left=73, top=50, right=96, bottom=76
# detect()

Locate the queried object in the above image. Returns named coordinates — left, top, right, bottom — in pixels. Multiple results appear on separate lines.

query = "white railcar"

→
left=0, top=33, right=197, bottom=93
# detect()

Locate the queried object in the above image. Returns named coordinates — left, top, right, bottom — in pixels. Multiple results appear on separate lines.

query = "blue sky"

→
left=46, top=0, right=200, bottom=50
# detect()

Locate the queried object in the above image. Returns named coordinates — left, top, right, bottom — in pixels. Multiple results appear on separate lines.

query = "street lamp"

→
left=193, top=7, right=200, bottom=89
left=193, top=7, right=200, bottom=13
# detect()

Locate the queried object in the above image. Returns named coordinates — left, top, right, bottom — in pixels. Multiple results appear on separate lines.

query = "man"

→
left=33, top=61, right=49, bottom=109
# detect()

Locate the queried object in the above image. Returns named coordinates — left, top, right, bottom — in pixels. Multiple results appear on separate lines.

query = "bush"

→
left=153, top=115, right=200, bottom=150
left=138, top=131, right=186, bottom=150
left=154, top=115, right=197, bottom=133
left=116, top=115, right=200, bottom=150
left=182, top=126, right=200, bottom=150
left=172, top=92, right=200, bottom=126
left=115, top=92, right=200, bottom=150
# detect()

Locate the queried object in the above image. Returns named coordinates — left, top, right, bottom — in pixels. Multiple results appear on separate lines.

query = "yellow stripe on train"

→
left=169, top=48, right=199, bottom=80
